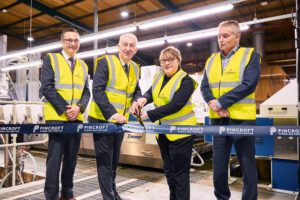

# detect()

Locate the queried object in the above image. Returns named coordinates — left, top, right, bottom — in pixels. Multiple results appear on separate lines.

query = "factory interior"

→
left=0, top=0, right=299, bottom=199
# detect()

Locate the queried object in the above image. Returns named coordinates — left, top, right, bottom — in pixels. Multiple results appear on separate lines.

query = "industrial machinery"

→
left=0, top=102, right=46, bottom=188
left=260, top=79, right=298, bottom=191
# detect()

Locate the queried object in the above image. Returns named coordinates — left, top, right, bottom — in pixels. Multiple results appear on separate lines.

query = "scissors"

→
left=136, top=106, right=146, bottom=130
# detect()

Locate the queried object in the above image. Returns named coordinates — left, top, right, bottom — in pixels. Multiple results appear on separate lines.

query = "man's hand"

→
left=111, top=113, right=126, bottom=124
left=208, top=99, right=220, bottom=112
left=66, top=105, right=80, bottom=121
left=218, top=108, right=230, bottom=118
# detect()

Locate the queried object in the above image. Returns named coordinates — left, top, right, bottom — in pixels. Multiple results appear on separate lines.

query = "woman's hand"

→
left=137, top=98, right=147, bottom=108
left=141, top=111, right=149, bottom=120
left=130, top=98, right=147, bottom=116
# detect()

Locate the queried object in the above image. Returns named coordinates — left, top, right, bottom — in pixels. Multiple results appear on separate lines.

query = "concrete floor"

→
left=0, top=149, right=298, bottom=200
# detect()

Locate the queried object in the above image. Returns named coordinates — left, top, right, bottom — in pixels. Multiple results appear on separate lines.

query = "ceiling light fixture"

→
left=187, top=42, right=193, bottom=47
left=167, top=25, right=249, bottom=44
left=138, top=2, right=233, bottom=30
left=27, top=36, right=34, bottom=42
left=1, top=12, right=293, bottom=72
left=2, top=9, right=7, bottom=13
left=0, top=24, right=137, bottom=61
left=0, top=0, right=239, bottom=62
left=137, top=38, right=166, bottom=49
left=121, top=10, right=129, bottom=18
left=1, top=60, right=42, bottom=72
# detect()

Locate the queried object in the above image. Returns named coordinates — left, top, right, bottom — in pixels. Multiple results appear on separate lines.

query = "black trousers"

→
left=44, top=120, right=82, bottom=200
left=211, top=118, right=258, bottom=200
left=157, top=135, right=193, bottom=200
left=89, top=117, right=124, bottom=200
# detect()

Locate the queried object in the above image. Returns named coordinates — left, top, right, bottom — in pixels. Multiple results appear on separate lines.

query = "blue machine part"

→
left=272, top=158, right=299, bottom=191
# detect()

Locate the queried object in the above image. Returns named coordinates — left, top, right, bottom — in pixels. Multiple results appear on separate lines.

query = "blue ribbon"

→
left=0, top=123, right=300, bottom=137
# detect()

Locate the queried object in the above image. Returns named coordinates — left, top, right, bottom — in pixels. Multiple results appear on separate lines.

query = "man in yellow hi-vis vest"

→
left=41, top=28, right=90, bottom=200
left=201, top=21, right=261, bottom=200
left=88, top=33, right=141, bottom=200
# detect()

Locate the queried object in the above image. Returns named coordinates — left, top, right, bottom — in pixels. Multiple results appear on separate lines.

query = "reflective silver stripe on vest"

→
left=239, top=48, right=251, bottom=83
left=170, top=72, right=186, bottom=100
left=210, top=82, right=239, bottom=88
left=80, top=60, right=87, bottom=83
left=51, top=53, right=85, bottom=89
left=106, top=86, right=126, bottom=95
left=206, top=53, right=217, bottom=75
left=72, top=98, right=80, bottom=104
left=127, top=92, right=134, bottom=98
left=152, top=71, right=164, bottom=90
left=161, top=112, right=195, bottom=125
left=107, top=55, right=116, bottom=87
left=131, top=61, right=139, bottom=80
left=112, top=102, right=125, bottom=110
left=236, top=98, right=255, bottom=104
left=51, top=53, right=61, bottom=89
left=73, top=83, right=84, bottom=90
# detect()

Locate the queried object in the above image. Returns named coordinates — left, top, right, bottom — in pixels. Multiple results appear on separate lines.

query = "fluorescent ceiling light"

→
left=1, top=60, right=42, bottom=72
left=139, top=3, right=233, bottom=30
left=0, top=0, right=238, bottom=62
left=167, top=24, right=249, bottom=43
left=80, top=25, right=137, bottom=43
left=0, top=25, right=137, bottom=62
left=106, top=47, right=119, bottom=54
left=1, top=13, right=291, bottom=72
left=77, top=49, right=106, bottom=59
left=137, top=38, right=165, bottom=49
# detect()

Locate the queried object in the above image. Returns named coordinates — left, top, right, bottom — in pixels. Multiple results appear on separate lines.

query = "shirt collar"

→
left=220, top=45, right=240, bottom=58
left=62, top=50, right=76, bottom=61
left=118, top=54, right=130, bottom=66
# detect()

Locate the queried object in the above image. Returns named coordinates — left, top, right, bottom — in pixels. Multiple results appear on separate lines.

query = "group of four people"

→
left=41, top=20, right=260, bottom=200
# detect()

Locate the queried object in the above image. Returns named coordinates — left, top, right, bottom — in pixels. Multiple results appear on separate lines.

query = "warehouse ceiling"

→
left=0, top=0, right=296, bottom=77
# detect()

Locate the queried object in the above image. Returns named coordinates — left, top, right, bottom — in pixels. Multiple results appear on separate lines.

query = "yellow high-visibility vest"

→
left=89, top=55, right=140, bottom=122
left=205, top=47, right=256, bottom=120
left=44, top=53, right=88, bottom=121
left=152, top=69, right=197, bottom=141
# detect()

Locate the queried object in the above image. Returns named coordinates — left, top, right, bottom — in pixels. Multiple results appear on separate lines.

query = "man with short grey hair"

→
left=201, top=20, right=260, bottom=200
left=88, top=33, right=141, bottom=200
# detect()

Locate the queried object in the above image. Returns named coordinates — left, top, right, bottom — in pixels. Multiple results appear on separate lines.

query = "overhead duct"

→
left=253, top=23, right=265, bottom=57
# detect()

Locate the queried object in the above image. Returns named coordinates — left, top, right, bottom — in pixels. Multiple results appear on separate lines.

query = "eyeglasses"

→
left=160, top=58, right=176, bottom=64
left=63, top=38, right=80, bottom=44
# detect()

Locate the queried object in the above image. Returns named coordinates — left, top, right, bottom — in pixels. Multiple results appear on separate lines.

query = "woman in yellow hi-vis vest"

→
left=133, top=46, right=198, bottom=200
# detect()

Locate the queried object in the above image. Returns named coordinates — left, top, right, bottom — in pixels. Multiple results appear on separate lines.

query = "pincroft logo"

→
left=33, top=125, right=39, bottom=133
left=77, top=124, right=83, bottom=132
left=170, top=126, right=176, bottom=133
left=270, top=127, right=277, bottom=136
left=219, top=126, right=226, bottom=135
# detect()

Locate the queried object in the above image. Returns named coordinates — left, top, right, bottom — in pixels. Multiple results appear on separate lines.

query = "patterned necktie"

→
left=69, top=57, right=76, bottom=71
left=124, top=64, right=129, bottom=76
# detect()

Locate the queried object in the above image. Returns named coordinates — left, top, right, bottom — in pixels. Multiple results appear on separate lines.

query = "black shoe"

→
left=115, top=193, right=122, bottom=200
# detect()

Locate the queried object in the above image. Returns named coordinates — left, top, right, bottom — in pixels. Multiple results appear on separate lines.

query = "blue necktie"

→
left=69, top=57, right=75, bottom=71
